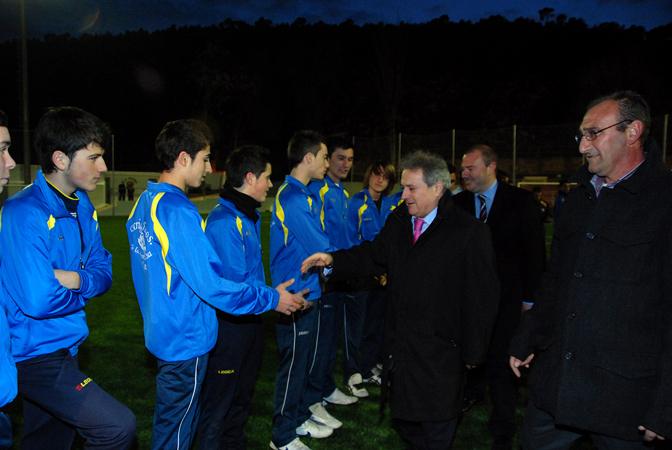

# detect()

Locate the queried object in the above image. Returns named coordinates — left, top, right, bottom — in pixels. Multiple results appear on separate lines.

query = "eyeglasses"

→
left=574, top=120, right=632, bottom=144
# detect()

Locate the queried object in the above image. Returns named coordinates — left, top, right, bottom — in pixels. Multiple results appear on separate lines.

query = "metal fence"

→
left=352, top=115, right=669, bottom=183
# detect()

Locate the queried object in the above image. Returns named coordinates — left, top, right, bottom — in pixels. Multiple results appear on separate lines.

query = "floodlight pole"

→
left=20, top=0, right=31, bottom=185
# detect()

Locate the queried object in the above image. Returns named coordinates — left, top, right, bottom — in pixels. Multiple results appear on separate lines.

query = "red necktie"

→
left=413, top=218, right=425, bottom=244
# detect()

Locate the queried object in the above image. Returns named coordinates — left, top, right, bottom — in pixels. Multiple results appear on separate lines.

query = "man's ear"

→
left=627, top=120, right=644, bottom=145
left=487, top=162, right=497, bottom=176
left=434, top=180, right=444, bottom=196
left=52, top=151, right=69, bottom=171
left=304, top=152, right=314, bottom=165
left=177, top=151, right=191, bottom=168
left=245, top=172, right=256, bottom=186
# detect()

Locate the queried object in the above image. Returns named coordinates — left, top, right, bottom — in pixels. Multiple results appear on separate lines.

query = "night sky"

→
left=1, top=0, right=671, bottom=42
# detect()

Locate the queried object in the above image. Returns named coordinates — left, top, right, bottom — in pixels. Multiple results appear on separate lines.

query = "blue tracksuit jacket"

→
left=127, top=182, right=279, bottom=362
left=270, top=176, right=332, bottom=301
left=205, top=197, right=266, bottom=288
left=0, top=170, right=112, bottom=362
left=308, top=176, right=352, bottom=250
left=347, top=190, right=396, bottom=244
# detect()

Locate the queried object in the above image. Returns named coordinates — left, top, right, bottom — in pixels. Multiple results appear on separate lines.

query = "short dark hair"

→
left=326, top=132, right=353, bottom=158
left=400, top=150, right=450, bottom=193
left=587, top=90, right=651, bottom=143
left=362, top=161, right=396, bottom=197
left=155, top=119, right=213, bottom=171
left=465, top=144, right=498, bottom=168
left=34, top=107, right=111, bottom=174
left=0, top=110, right=8, bottom=128
left=225, top=145, right=271, bottom=189
left=287, top=130, right=325, bottom=170
left=447, top=162, right=456, bottom=175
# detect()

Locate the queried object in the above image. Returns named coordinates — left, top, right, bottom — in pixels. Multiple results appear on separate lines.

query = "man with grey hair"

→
left=302, top=150, right=500, bottom=449
left=510, top=91, right=672, bottom=448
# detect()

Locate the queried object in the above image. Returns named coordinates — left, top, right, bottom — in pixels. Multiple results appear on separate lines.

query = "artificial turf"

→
left=3, top=216, right=600, bottom=449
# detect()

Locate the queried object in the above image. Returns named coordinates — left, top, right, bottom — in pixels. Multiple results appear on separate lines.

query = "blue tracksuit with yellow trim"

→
left=0, top=169, right=112, bottom=362
left=270, top=175, right=332, bottom=447
left=348, top=190, right=396, bottom=244
left=127, top=181, right=279, bottom=362
left=198, top=197, right=268, bottom=449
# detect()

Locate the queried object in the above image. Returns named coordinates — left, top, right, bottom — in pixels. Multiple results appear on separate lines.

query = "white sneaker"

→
left=346, top=373, right=369, bottom=397
left=363, top=374, right=381, bottom=386
left=296, top=419, right=333, bottom=439
left=309, top=402, right=342, bottom=429
left=323, top=387, right=358, bottom=405
left=270, top=437, right=312, bottom=450
left=371, top=364, right=382, bottom=376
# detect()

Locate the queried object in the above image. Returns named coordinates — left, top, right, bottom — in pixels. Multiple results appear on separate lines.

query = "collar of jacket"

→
left=34, top=169, right=91, bottom=219
left=570, top=137, right=663, bottom=196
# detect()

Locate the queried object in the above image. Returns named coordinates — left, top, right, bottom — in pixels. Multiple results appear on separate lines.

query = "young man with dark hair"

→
left=307, top=131, right=361, bottom=406
left=198, top=145, right=303, bottom=449
left=127, top=120, right=303, bottom=450
left=0, top=106, right=136, bottom=449
left=270, top=130, right=336, bottom=450
left=0, top=109, right=17, bottom=449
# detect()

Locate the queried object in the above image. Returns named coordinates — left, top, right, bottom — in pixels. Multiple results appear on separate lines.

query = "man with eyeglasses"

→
left=509, top=91, right=671, bottom=449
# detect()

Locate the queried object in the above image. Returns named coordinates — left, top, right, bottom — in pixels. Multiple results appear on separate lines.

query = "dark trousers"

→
left=396, top=417, right=458, bottom=450
left=198, top=315, right=263, bottom=450
left=522, top=401, right=653, bottom=450
left=272, top=308, right=317, bottom=448
left=0, top=412, right=11, bottom=450
left=344, top=291, right=367, bottom=382
left=152, top=355, right=208, bottom=450
left=16, top=349, right=136, bottom=450
left=360, top=287, right=386, bottom=378
left=304, top=292, right=345, bottom=402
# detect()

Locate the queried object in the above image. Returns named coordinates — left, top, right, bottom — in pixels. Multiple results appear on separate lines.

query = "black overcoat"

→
left=330, top=193, right=500, bottom=421
left=509, top=140, right=672, bottom=441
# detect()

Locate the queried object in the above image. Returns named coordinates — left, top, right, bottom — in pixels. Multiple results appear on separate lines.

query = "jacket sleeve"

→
left=509, top=226, right=562, bottom=361
left=330, top=213, right=392, bottom=280
left=347, top=196, right=364, bottom=245
left=519, top=190, right=547, bottom=304
left=205, top=215, right=266, bottom=289
left=458, top=223, right=500, bottom=365
left=156, top=196, right=278, bottom=314
left=73, top=210, right=113, bottom=300
left=0, top=206, right=89, bottom=319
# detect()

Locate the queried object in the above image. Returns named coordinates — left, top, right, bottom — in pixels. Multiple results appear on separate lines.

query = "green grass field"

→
left=4, top=217, right=600, bottom=449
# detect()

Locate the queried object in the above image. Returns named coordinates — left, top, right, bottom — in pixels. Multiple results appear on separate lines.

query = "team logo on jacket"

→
left=129, top=219, right=154, bottom=269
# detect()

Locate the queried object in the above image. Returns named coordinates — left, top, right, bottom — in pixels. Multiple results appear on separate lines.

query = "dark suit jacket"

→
left=453, top=182, right=546, bottom=351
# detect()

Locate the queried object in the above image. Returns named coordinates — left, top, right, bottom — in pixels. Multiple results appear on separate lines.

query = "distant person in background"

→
left=532, top=186, right=552, bottom=223
left=126, top=180, right=135, bottom=201
left=198, top=145, right=291, bottom=450
left=0, top=109, right=18, bottom=450
left=448, top=162, right=459, bottom=194
left=346, top=161, right=397, bottom=389
left=0, top=106, right=136, bottom=449
left=511, top=91, right=672, bottom=449
left=553, top=180, right=570, bottom=225
left=118, top=181, right=126, bottom=201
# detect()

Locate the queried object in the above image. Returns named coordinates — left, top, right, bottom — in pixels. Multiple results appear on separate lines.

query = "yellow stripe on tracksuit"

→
left=357, top=194, right=369, bottom=241
left=149, top=193, right=172, bottom=295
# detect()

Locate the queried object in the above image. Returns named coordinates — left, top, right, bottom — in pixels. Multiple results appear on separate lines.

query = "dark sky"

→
left=1, top=0, right=671, bottom=42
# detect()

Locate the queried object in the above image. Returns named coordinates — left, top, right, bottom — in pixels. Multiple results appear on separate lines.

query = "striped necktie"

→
left=478, top=194, right=487, bottom=222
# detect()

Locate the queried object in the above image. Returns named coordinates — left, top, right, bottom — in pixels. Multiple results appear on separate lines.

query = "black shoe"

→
left=492, top=436, right=512, bottom=450
left=461, top=397, right=484, bottom=413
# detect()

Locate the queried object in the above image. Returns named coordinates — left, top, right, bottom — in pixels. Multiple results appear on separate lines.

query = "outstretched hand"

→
left=639, top=426, right=666, bottom=442
left=301, top=253, right=333, bottom=274
left=509, top=354, right=534, bottom=378
left=274, top=278, right=305, bottom=315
